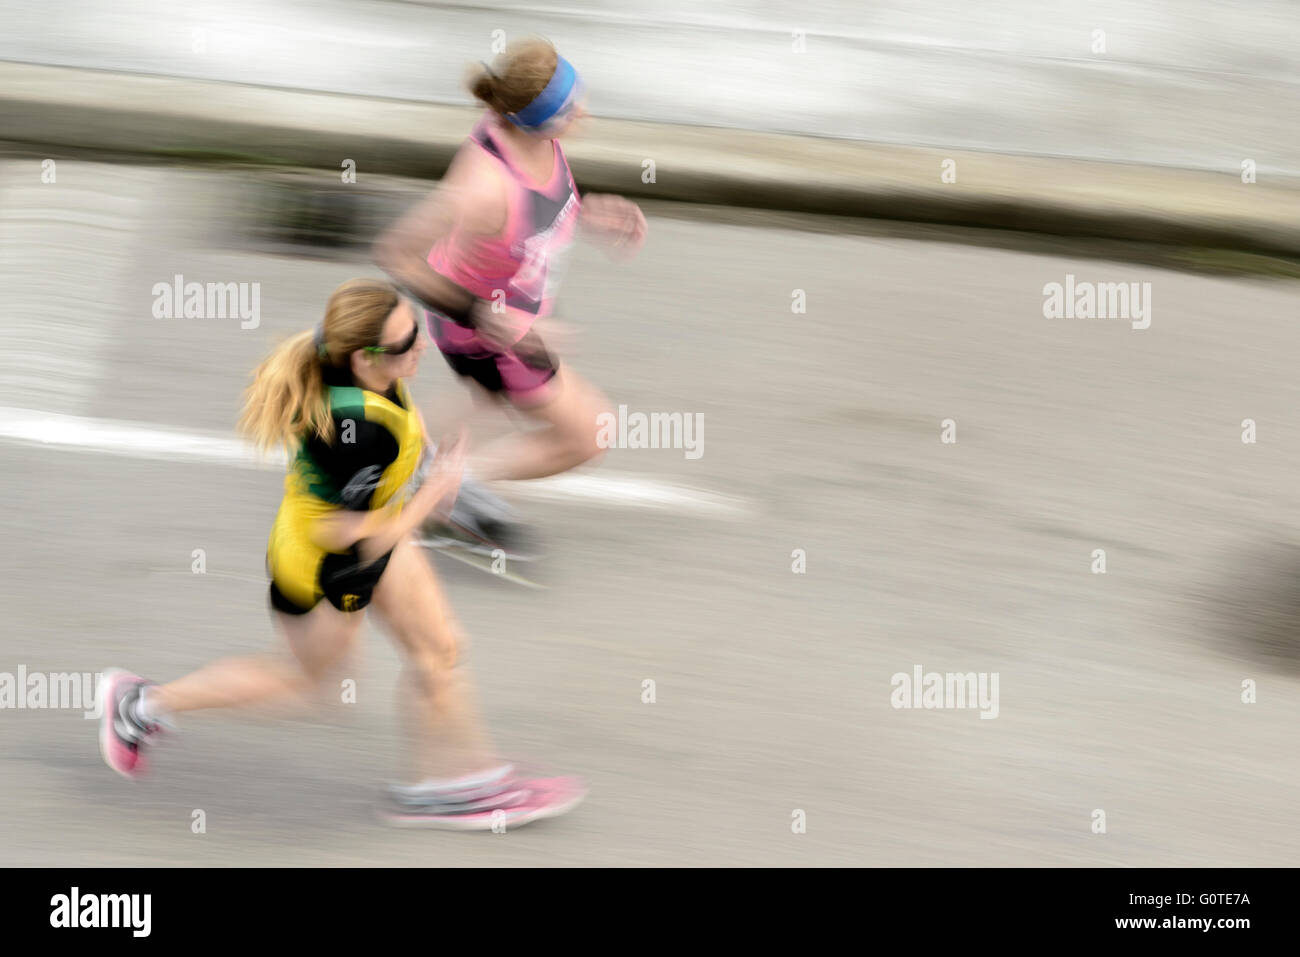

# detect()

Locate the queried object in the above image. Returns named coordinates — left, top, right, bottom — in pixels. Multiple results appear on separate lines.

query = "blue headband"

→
left=506, top=56, right=582, bottom=130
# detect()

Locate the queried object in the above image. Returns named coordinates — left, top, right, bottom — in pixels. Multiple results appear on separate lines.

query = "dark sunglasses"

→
left=363, top=321, right=419, bottom=357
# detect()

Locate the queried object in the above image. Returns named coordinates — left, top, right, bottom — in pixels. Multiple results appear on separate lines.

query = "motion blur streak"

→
left=0, top=1, right=1297, bottom=865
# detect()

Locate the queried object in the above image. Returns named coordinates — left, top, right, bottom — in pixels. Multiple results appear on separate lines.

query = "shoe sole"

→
left=379, top=785, right=587, bottom=830
left=416, top=540, right=548, bottom=590
left=98, top=668, right=142, bottom=780
left=416, top=534, right=541, bottom=563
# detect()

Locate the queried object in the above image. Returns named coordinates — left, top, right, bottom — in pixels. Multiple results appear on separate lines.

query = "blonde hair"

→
left=238, top=278, right=401, bottom=452
left=466, top=36, right=559, bottom=116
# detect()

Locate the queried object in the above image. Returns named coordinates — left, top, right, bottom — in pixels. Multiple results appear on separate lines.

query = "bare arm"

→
left=578, top=193, right=648, bottom=260
left=309, top=480, right=438, bottom=556
left=371, top=148, right=507, bottom=316
left=310, top=430, right=468, bottom=558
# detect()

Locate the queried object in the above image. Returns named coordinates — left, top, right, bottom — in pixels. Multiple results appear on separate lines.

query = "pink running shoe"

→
left=382, top=773, right=587, bottom=830
left=98, top=668, right=163, bottom=779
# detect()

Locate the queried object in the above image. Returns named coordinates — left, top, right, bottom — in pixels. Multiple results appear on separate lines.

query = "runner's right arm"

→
left=371, top=146, right=507, bottom=323
left=309, top=423, right=466, bottom=556
left=313, top=466, right=457, bottom=558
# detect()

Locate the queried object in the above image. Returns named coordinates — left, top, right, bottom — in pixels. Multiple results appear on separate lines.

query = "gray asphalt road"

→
left=1, top=159, right=1298, bottom=865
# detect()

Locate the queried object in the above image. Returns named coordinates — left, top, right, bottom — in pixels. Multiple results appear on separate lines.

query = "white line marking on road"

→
left=0, top=406, right=751, bottom=517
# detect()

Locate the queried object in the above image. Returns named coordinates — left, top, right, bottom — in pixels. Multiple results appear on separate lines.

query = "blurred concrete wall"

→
left=1, top=0, right=1296, bottom=172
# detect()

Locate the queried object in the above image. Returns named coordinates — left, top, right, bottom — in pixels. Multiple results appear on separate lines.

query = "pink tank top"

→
left=426, top=113, right=581, bottom=343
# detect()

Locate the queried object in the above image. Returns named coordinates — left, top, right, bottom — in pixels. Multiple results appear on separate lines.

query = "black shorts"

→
left=268, top=545, right=394, bottom=616
left=429, top=311, right=559, bottom=406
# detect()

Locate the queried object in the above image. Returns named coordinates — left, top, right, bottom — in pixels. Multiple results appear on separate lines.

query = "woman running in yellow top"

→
left=99, top=278, right=585, bottom=829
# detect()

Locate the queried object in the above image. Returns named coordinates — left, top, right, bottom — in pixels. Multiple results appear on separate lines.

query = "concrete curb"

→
left=4, top=61, right=1299, bottom=257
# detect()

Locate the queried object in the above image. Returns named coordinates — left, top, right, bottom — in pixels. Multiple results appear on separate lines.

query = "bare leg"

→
left=369, top=537, right=496, bottom=782
left=471, top=368, right=612, bottom=482
left=422, top=376, right=505, bottom=444
left=149, top=601, right=363, bottom=715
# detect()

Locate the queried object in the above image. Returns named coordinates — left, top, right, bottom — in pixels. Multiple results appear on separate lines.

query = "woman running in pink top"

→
left=374, top=36, right=646, bottom=550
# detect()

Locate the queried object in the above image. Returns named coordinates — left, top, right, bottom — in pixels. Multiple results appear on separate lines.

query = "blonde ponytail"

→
left=238, top=330, right=332, bottom=452
left=238, top=277, right=401, bottom=453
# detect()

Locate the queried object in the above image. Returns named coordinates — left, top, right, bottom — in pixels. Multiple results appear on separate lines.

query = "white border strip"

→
left=0, top=406, right=750, bottom=517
